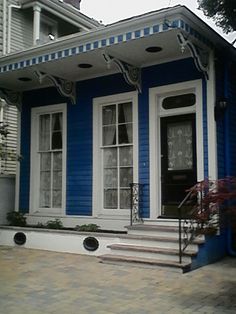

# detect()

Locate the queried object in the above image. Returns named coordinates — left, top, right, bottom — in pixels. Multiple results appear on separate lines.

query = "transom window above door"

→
left=162, top=93, right=196, bottom=110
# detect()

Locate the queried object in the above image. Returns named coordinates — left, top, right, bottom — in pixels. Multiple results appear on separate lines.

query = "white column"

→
left=33, top=5, right=41, bottom=45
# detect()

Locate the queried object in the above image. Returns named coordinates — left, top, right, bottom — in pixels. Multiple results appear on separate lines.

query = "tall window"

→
left=30, top=104, right=66, bottom=214
left=102, top=102, right=133, bottom=209
left=39, top=113, right=63, bottom=208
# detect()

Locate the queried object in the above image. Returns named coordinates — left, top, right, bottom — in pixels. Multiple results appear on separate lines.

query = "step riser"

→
left=120, top=238, right=199, bottom=251
left=128, top=229, right=180, bottom=238
left=143, top=221, right=179, bottom=227
left=108, top=248, right=191, bottom=263
left=99, top=259, right=184, bottom=273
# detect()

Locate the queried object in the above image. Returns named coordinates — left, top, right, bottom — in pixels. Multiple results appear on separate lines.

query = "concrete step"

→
left=143, top=219, right=179, bottom=227
left=119, top=234, right=204, bottom=251
left=126, top=224, right=205, bottom=242
left=107, top=243, right=197, bottom=263
left=99, top=254, right=191, bottom=273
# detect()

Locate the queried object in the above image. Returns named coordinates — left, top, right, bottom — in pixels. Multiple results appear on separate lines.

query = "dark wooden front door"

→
left=160, top=114, right=197, bottom=217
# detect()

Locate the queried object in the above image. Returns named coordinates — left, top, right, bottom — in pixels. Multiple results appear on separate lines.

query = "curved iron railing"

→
left=178, top=183, right=204, bottom=264
left=130, top=183, right=143, bottom=226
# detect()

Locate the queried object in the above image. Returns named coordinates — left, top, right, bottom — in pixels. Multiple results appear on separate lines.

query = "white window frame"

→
left=30, top=103, right=67, bottom=216
left=149, top=80, right=204, bottom=219
left=93, top=92, right=138, bottom=218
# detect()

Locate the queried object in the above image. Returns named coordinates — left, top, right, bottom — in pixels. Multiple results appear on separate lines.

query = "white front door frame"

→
left=149, top=80, right=204, bottom=219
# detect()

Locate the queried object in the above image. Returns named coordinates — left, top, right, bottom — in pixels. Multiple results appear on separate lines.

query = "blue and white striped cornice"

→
left=0, top=18, right=213, bottom=75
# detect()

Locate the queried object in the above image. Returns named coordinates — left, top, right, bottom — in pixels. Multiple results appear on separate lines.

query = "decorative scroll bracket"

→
left=0, top=88, right=22, bottom=111
left=34, top=71, right=76, bottom=105
left=177, top=32, right=209, bottom=80
left=103, top=52, right=142, bottom=93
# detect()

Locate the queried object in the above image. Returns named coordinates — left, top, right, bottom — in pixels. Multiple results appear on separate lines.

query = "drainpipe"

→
left=7, top=4, right=22, bottom=54
left=224, top=62, right=236, bottom=256
left=33, top=4, right=41, bottom=45
left=2, top=0, right=7, bottom=55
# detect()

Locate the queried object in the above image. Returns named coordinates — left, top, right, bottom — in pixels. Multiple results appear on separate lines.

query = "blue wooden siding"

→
left=215, top=60, right=226, bottom=178
left=216, top=60, right=236, bottom=178
left=226, top=65, right=236, bottom=177
left=19, top=57, right=203, bottom=218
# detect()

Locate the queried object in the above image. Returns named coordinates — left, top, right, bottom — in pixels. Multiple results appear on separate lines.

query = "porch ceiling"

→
left=0, top=29, right=191, bottom=92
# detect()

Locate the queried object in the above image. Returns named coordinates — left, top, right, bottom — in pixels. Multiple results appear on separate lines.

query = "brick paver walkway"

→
left=0, top=246, right=235, bottom=313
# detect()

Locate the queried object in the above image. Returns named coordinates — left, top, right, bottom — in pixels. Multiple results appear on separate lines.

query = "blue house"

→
left=0, top=5, right=235, bottom=269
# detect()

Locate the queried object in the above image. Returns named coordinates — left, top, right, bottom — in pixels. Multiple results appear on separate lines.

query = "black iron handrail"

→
left=178, top=184, right=204, bottom=264
left=130, top=183, right=143, bottom=226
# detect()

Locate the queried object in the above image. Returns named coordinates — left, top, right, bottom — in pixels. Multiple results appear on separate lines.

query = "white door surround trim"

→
left=149, top=80, right=204, bottom=219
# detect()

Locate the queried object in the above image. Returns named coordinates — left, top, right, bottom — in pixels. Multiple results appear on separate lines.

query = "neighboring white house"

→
left=0, top=0, right=100, bottom=174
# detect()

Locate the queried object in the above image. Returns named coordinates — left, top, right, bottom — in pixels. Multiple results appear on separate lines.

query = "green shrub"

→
left=45, top=219, right=63, bottom=229
left=6, top=211, right=26, bottom=227
left=75, top=224, right=100, bottom=232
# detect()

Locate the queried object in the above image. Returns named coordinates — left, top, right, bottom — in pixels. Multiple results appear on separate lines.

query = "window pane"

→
left=52, top=113, right=62, bottom=149
left=163, top=94, right=196, bottom=110
left=104, top=189, right=117, bottom=209
left=52, top=113, right=62, bottom=131
left=40, top=171, right=51, bottom=190
left=53, top=190, right=62, bottom=208
left=40, top=153, right=51, bottom=171
left=104, top=169, right=117, bottom=188
left=120, top=167, right=133, bottom=187
left=120, top=147, right=133, bottom=166
left=118, top=102, right=132, bottom=123
left=103, top=105, right=116, bottom=125
left=53, top=171, right=62, bottom=190
left=104, top=148, right=117, bottom=167
left=40, top=191, right=51, bottom=208
left=39, top=114, right=50, bottom=151
left=103, top=126, right=116, bottom=146
left=118, top=124, right=132, bottom=144
left=167, top=121, right=193, bottom=170
left=40, top=170, right=51, bottom=208
left=120, top=189, right=130, bottom=209
left=53, top=152, right=62, bottom=171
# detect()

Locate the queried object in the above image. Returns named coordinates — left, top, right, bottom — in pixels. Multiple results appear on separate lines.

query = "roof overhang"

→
left=0, top=5, right=235, bottom=93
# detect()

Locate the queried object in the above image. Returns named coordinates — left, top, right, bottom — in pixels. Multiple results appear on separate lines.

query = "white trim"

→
left=93, top=91, right=138, bottom=218
left=149, top=80, right=204, bottom=219
left=14, top=109, right=21, bottom=212
left=33, top=4, right=41, bottom=45
left=30, top=103, right=67, bottom=216
left=207, top=52, right=217, bottom=180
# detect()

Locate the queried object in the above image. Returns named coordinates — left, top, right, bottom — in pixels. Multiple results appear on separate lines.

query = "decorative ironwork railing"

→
left=130, top=183, right=143, bottom=226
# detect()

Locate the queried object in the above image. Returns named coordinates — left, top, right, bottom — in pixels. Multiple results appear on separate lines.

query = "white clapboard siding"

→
left=0, top=0, right=3, bottom=55
left=10, top=7, right=33, bottom=52
left=2, top=105, right=18, bottom=175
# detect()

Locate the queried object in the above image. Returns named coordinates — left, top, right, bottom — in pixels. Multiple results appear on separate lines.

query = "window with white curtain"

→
left=102, top=102, right=133, bottom=210
left=30, top=104, right=66, bottom=214
left=39, top=113, right=63, bottom=208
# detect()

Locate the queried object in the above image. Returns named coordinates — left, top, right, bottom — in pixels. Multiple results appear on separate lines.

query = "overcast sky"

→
left=81, top=0, right=235, bottom=44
